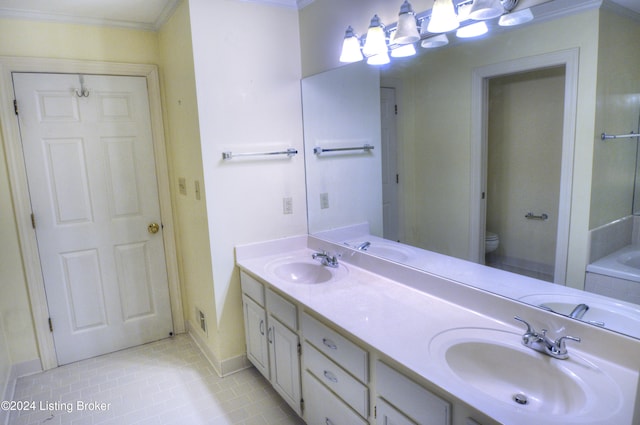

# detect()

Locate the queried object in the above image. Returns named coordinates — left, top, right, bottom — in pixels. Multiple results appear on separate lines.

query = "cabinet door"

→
left=376, top=398, right=416, bottom=425
left=269, top=316, right=301, bottom=415
left=243, top=295, right=269, bottom=379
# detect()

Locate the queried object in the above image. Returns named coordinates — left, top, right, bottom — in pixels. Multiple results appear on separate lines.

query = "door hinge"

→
left=13, top=99, right=18, bottom=115
left=297, top=343, right=301, bottom=356
left=396, top=174, right=399, bottom=184
left=300, top=398, right=304, bottom=414
left=31, top=213, right=36, bottom=229
left=394, top=104, right=398, bottom=115
left=374, top=405, right=377, bottom=419
left=48, top=318, right=53, bottom=332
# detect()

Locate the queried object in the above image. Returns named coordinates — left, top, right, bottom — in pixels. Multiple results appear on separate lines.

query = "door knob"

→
left=148, top=223, right=160, bottom=234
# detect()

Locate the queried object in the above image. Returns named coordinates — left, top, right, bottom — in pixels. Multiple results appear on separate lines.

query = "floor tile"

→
left=8, top=335, right=305, bottom=425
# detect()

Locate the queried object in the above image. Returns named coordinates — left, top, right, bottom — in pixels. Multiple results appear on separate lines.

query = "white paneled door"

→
left=13, top=73, right=173, bottom=365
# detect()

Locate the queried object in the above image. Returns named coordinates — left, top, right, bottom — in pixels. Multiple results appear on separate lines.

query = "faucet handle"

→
left=514, top=316, right=535, bottom=334
left=555, top=335, right=581, bottom=349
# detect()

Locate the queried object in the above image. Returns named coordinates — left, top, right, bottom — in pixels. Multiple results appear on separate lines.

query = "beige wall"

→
left=0, top=0, right=305, bottom=378
left=299, top=3, right=600, bottom=289
left=0, top=19, right=161, bottom=371
left=590, top=7, right=640, bottom=228
left=189, top=0, right=306, bottom=362
left=158, top=0, right=218, bottom=360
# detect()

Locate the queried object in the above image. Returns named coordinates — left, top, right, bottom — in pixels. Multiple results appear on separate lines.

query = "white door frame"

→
left=0, top=57, right=184, bottom=370
left=469, top=48, right=579, bottom=284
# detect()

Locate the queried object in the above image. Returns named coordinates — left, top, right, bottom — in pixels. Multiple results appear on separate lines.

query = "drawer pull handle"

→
left=323, top=370, right=338, bottom=383
left=325, top=418, right=334, bottom=425
left=322, top=338, right=337, bottom=350
left=259, top=319, right=265, bottom=336
left=267, top=327, right=273, bottom=344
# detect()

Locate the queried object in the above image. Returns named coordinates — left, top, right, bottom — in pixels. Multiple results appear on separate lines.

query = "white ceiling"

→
left=0, top=0, right=636, bottom=31
left=0, top=0, right=306, bottom=31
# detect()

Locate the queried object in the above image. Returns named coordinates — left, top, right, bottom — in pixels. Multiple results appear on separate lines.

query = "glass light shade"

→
left=499, top=8, right=534, bottom=26
left=390, top=43, right=416, bottom=58
left=367, top=52, right=390, bottom=65
left=339, top=26, right=364, bottom=63
left=394, top=1, right=420, bottom=44
left=456, top=21, right=488, bottom=38
left=468, top=0, right=504, bottom=20
left=421, top=34, right=449, bottom=48
left=363, top=15, right=388, bottom=57
left=456, top=2, right=472, bottom=22
left=427, top=0, right=459, bottom=34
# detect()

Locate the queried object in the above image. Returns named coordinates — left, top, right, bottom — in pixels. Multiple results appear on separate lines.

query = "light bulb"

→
left=339, top=26, right=363, bottom=63
left=456, top=21, right=488, bottom=38
left=363, top=15, right=388, bottom=57
left=427, top=0, right=459, bottom=34
left=367, top=52, right=390, bottom=65
left=391, top=43, right=416, bottom=58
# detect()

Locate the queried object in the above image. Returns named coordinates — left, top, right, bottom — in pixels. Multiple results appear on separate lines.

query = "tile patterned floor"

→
left=8, top=334, right=305, bottom=425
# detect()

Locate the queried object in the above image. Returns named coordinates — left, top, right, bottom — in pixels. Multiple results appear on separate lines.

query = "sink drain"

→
left=512, top=393, right=528, bottom=405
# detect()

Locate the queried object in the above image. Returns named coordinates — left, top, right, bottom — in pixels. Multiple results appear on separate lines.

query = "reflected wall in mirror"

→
left=302, top=1, right=640, bottom=338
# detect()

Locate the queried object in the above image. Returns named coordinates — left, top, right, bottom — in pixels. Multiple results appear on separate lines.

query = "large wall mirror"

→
left=302, top=1, right=640, bottom=338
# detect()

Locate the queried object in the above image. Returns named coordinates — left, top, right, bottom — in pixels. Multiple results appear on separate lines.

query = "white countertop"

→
left=235, top=236, right=639, bottom=425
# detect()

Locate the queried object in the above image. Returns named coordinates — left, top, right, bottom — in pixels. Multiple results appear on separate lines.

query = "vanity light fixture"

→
left=421, top=34, right=449, bottom=48
left=468, top=0, right=504, bottom=20
left=394, top=0, right=421, bottom=44
left=362, top=15, right=388, bottom=57
left=498, top=7, right=533, bottom=26
left=339, top=0, right=534, bottom=65
left=339, top=26, right=364, bottom=63
left=367, top=52, right=391, bottom=65
left=390, top=43, right=417, bottom=58
left=427, top=0, right=460, bottom=33
left=456, top=21, right=488, bottom=38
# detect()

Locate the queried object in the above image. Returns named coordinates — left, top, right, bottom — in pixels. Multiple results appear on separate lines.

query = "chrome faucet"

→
left=569, top=303, right=589, bottom=319
left=355, top=241, right=371, bottom=251
left=514, top=316, right=581, bottom=360
left=537, top=303, right=605, bottom=327
left=312, top=251, right=339, bottom=268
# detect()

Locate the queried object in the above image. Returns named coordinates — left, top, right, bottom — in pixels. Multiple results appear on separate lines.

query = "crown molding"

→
left=0, top=0, right=179, bottom=31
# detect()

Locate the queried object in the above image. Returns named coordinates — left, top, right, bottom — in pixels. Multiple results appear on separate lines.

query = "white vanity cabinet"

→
left=301, top=312, right=369, bottom=425
left=375, top=361, right=451, bottom=425
left=240, top=271, right=301, bottom=415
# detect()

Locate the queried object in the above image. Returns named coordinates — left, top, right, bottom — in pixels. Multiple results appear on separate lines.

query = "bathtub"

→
left=587, top=244, right=640, bottom=282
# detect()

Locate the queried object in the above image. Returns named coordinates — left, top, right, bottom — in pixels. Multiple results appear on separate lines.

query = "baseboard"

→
left=1, top=358, right=41, bottom=425
left=185, top=320, right=251, bottom=378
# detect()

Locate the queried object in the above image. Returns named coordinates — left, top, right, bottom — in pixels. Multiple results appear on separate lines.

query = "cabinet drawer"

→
left=376, top=398, right=416, bottom=425
left=303, top=371, right=368, bottom=425
left=302, top=313, right=368, bottom=383
left=267, top=288, right=297, bottom=330
left=376, top=361, right=450, bottom=425
left=304, top=342, right=368, bottom=418
left=240, top=271, right=265, bottom=306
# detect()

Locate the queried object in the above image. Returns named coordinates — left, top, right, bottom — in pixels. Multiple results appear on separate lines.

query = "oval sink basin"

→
left=429, top=328, right=622, bottom=422
left=266, top=259, right=348, bottom=284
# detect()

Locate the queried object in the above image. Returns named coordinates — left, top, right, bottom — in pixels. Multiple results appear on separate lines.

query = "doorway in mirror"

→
left=484, top=66, right=566, bottom=283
